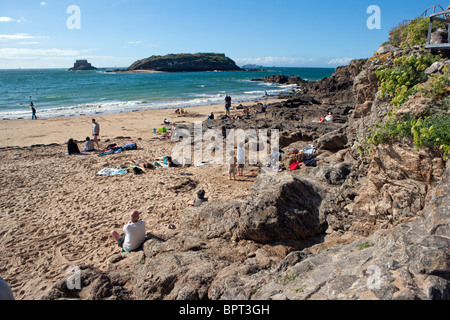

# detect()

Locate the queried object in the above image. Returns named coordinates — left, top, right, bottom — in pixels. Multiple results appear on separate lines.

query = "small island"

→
left=125, top=53, right=243, bottom=72
left=69, top=60, right=98, bottom=71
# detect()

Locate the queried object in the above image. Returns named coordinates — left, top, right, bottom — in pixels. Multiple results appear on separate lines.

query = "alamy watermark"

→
left=67, top=5, right=81, bottom=30
left=66, top=265, right=81, bottom=290
left=366, top=265, right=382, bottom=290
left=170, top=122, right=280, bottom=172
left=367, top=5, right=381, bottom=30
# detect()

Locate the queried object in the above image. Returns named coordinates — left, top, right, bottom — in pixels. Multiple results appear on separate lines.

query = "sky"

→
left=0, top=0, right=444, bottom=69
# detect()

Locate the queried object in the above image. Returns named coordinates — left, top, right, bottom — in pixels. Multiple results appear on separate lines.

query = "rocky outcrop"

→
left=44, top=41, right=450, bottom=301
left=69, top=60, right=97, bottom=71
left=127, top=53, right=243, bottom=72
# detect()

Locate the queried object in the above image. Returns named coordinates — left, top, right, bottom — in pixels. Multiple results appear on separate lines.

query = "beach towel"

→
left=95, top=166, right=128, bottom=176
left=289, top=162, right=301, bottom=171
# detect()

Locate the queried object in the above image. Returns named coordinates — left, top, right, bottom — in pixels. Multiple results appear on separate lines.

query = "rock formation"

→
left=69, top=60, right=97, bottom=71
left=45, top=29, right=450, bottom=301
left=127, top=53, right=243, bottom=72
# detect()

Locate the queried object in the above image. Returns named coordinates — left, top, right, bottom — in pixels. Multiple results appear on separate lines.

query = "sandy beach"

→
left=0, top=98, right=284, bottom=299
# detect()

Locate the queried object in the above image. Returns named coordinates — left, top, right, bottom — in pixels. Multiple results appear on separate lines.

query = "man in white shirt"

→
left=110, top=210, right=146, bottom=252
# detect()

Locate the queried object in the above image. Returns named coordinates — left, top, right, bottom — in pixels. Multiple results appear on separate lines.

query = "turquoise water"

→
left=0, top=67, right=334, bottom=120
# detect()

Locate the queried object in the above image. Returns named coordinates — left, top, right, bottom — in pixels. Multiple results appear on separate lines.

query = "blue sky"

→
left=0, top=0, right=443, bottom=68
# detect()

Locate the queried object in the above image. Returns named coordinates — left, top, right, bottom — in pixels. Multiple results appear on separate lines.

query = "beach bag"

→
left=302, top=145, right=316, bottom=160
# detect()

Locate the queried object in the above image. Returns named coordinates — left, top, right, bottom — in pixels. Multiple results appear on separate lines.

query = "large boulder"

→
left=237, top=174, right=328, bottom=243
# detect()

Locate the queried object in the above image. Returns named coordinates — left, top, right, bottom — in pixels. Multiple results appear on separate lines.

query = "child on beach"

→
left=228, top=150, right=237, bottom=180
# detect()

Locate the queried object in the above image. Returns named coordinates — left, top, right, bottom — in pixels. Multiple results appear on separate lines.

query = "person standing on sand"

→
left=92, top=119, right=100, bottom=149
left=225, top=95, right=231, bottom=116
left=30, top=102, right=37, bottom=120
left=110, top=210, right=146, bottom=252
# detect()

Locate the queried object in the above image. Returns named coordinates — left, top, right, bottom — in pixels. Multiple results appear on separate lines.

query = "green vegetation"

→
left=375, top=53, right=441, bottom=106
left=358, top=242, right=374, bottom=250
left=415, top=65, right=450, bottom=100
left=281, top=273, right=297, bottom=286
left=364, top=113, right=450, bottom=161
left=388, top=17, right=444, bottom=47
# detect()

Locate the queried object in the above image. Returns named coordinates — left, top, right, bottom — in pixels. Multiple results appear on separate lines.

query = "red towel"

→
left=289, top=162, right=301, bottom=171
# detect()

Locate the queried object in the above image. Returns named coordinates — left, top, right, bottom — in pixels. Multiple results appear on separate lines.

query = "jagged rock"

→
left=315, top=129, right=348, bottom=151
left=430, top=28, right=448, bottom=45
left=42, top=266, right=131, bottom=300
left=425, top=60, right=450, bottom=76
left=310, top=162, right=354, bottom=185
left=209, top=162, right=450, bottom=300
left=237, top=174, right=328, bottom=243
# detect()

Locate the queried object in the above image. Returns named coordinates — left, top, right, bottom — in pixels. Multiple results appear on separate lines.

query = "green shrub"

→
left=414, top=65, right=450, bottom=100
left=365, top=113, right=450, bottom=161
left=388, top=17, right=445, bottom=47
left=375, top=53, right=440, bottom=106
left=401, top=17, right=430, bottom=47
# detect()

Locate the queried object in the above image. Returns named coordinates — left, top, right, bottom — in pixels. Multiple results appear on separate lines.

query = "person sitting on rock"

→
left=110, top=210, right=146, bottom=252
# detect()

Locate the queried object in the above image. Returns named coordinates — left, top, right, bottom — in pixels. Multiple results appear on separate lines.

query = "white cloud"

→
left=0, top=48, right=80, bottom=60
left=0, top=17, right=14, bottom=22
left=0, top=16, right=26, bottom=23
left=128, top=41, right=144, bottom=44
left=0, top=33, right=36, bottom=40
left=327, top=57, right=353, bottom=66
left=40, top=2, right=47, bottom=6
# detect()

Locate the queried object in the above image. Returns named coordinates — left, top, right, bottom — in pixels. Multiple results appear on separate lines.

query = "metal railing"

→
left=421, top=5, right=445, bottom=18
left=425, top=9, right=450, bottom=49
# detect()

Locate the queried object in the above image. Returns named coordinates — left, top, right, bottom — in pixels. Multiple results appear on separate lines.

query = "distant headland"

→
left=120, top=53, right=243, bottom=73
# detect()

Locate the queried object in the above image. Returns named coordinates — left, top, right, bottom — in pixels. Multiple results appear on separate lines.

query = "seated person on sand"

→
left=188, top=189, right=208, bottom=207
left=164, top=118, right=170, bottom=125
left=67, top=138, right=80, bottom=155
left=84, top=137, right=95, bottom=152
left=110, top=210, right=146, bottom=252
left=166, top=156, right=179, bottom=167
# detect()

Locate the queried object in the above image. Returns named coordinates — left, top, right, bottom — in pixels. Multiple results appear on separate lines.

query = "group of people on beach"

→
left=67, top=119, right=100, bottom=155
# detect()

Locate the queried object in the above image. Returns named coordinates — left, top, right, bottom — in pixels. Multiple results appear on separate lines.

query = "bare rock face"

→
left=222, top=162, right=450, bottom=300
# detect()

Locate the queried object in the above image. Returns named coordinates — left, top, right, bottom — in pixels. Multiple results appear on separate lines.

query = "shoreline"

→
left=0, top=97, right=286, bottom=148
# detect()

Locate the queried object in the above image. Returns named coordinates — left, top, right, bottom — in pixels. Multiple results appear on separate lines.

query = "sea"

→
left=0, top=67, right=334, bottom=120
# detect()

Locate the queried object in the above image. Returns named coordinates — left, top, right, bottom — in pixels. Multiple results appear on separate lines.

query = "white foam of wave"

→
left=0, top=85, right=293, bottom=120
